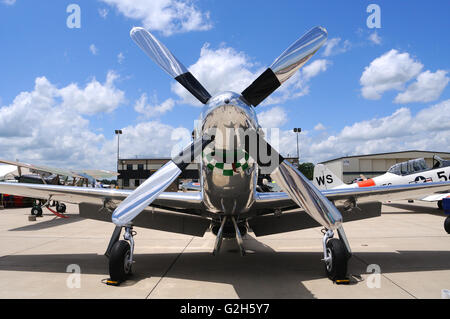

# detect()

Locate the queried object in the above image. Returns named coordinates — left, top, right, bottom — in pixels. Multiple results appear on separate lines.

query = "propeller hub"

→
left=200, top=92, right=259, bottom=147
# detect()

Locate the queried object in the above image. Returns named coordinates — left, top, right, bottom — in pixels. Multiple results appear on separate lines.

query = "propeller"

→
left=130, top=27, right=212, bottom=104
left=241, top=26, right=327, bottom=107
left=127, top=26, right=334, bottom=229
left=112, top=135, right=214, bottom=226
left=245, top=130, right=342, bottom=230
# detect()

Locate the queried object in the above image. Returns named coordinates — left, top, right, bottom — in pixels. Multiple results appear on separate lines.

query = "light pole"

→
left=293, top=128, right=301, bottom=165
left=115, top=129, right=122, bottom=172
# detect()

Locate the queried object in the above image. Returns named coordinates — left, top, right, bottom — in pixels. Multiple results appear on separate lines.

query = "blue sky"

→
left=0, top=0, right=449, bottom=171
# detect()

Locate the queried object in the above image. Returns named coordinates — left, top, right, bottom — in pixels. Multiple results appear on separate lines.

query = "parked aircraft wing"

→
left=252, top=181, right=450, bottom=211
left=0, top=159, right=85, bottom=179
left=421, top=193, right=450, bottom=202
left=0, top=182, right=203, bottom=212
left=81, top=169, right=119, bottom=180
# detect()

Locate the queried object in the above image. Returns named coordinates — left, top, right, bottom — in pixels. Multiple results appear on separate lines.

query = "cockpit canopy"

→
left=387, top=158, right=428, bottom=176
left=432, top=155, right=450, bottom=169
left=387, top=155, right=450, bottom=176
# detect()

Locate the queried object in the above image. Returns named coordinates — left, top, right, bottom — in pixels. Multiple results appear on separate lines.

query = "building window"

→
left=135, top=179, right=140, bottom=187
left=138, top=164, right=144, bottom=171
left=123, top=179, right=129, bottom=187
left=127, top=164, right=133, bottom=171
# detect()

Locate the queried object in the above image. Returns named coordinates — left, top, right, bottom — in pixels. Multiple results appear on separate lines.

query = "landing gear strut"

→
left=322, top=228, right=350, bottom=281
left=106, top=225, right=135, bottom=284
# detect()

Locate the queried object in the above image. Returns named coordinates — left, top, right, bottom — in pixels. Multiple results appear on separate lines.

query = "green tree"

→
left=298, top=162, right=315, bottom=180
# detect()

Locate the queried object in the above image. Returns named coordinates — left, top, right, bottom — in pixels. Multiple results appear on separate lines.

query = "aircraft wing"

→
left=0, top=159, right=85, bottom=179
left=79, top=169, right=119, bottom=180
left=421, top=193, right=450, bottom=202
left=253, top=181, right=450, bottom=211
left=0, top=182, right=203, bottom=212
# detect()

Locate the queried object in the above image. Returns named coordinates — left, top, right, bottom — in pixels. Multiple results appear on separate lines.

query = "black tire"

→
left=324, top=238, right=348, bottom=281
left=109, top=240, right=132, bottom=282
left=438, top=200, right=443, bottom=210
left=444, top=216, right=450, bottom=234
left=31, top=206, right=43, bottom=217
left=56, top=203, right=66, bottom=213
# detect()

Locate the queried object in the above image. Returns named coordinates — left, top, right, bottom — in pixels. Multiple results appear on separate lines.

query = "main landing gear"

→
left=30, top=200, right=66, bottom=217
left=322, top=228, right=351, bottom=282
left=105, top=225, right=136, bottom=285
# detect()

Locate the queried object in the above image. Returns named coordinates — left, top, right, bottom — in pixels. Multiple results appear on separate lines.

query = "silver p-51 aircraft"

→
left=1, top=26, right=450, bottom=285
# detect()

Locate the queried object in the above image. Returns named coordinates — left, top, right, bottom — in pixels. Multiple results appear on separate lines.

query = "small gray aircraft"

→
left=1, top=26, right=449, bottom=285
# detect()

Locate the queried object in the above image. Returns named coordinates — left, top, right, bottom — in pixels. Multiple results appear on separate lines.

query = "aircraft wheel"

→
left=438, top=200, right=443, bottom=210
left=56, top=203, right=66, bottom=213
left=31, top=206, right=43, bottom=217
left=444, top=216, right=450, bottom=234
left=324, top=238, right=348, bottom=281
left=109, top=240, right=132, bottom=283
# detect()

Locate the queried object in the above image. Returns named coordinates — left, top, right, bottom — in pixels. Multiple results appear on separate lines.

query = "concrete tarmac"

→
left=0, top=200, right=449, bottom=299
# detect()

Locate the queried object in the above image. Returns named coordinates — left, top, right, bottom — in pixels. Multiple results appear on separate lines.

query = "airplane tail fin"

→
left=313, top=164, right=344, bottom=190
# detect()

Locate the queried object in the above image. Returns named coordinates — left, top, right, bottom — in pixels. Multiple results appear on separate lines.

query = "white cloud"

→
left=89, top=44, right=99, bottom=55
left=171, top=43, right=260, bottom=106
left=394, top=70, right=449, bottom=104
left=257, top=106, right=287, bottom=129
left=98, top=8, right=109, bottom=19
left=59, top=71, right=125, bottom=115
left=314, top=123, right=326, bottom=131
left=302, top=59, right=330, bottom=80
left=274, top=99, right=450, bottom=164
left=368, top=31, right=382, bottom=45
left=108, top=121, right=191, bottom=160
left=100, top=0, right=212, bottom=36
left=322, top=38, right=351, bottom=57
left=134, top=93, right=175, bottom=118
left=0, top=77, right=108, bottom=169
left=264, top=59, right=331, bottom=105
left=117, top=52, right=125, bottom=64
left=0, top=74, right=191, bottom=171
left=360, top=49, right=423, bottom=100
left=1, top=0, right=16, bottom=5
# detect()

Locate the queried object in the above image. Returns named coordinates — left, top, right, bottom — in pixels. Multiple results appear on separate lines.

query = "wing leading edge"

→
left=0, top=182, right=203, bottom=211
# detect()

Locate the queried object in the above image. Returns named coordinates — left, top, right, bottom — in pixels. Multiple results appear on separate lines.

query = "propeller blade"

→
left=245, top=130, right=342, bottom=230
left=112, top=135, right=214, bottom=226
left=130, top=27, right=212, bottom=104
left=242, top=26, right=327, bottom=107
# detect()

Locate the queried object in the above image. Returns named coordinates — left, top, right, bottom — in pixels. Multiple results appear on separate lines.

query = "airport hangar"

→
left=319, top=150, right=450, bottom=184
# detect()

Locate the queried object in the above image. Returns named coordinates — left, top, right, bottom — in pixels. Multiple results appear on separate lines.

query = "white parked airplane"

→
left=313, top=156, right=450, bottom=210
left=1, top=26, right=449, bottom=285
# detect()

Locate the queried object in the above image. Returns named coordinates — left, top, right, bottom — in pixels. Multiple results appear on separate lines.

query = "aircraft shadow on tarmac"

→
left=382, top=202, right=444, bottom=216
left=8, top=214, right=83, bottom=231
left=0, top=234, right=449, bottom=298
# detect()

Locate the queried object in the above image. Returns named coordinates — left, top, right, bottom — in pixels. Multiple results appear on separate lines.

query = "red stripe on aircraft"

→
left=357, top=179, right=376, bottom=187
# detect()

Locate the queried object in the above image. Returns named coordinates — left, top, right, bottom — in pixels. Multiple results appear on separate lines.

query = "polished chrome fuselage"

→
left=195, top=92, right=260, bottom=216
